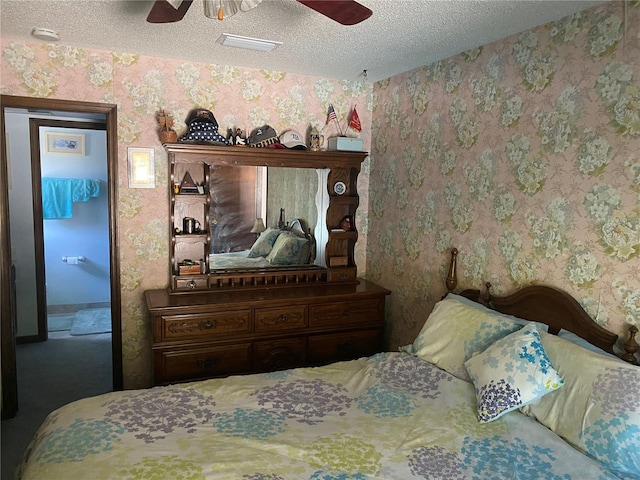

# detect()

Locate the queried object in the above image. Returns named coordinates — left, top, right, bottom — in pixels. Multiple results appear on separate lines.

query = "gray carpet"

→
left=70, top=308, right=111, bottom=336
left=0, top=332, right=112, bottom=480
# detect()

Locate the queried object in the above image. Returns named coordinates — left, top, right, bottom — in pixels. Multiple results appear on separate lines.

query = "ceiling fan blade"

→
left=297, top=0, right=372, bottom=26
left=147, top=0, right=194, bottom=23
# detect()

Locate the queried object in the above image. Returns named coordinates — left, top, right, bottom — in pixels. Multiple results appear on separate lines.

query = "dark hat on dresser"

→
left=180, top=108, right=230, bottom=145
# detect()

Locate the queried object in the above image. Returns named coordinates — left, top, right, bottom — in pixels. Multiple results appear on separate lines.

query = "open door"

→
left=1, top=95, right=123, bottom=419
left=0, top=104, right=18, bottom=418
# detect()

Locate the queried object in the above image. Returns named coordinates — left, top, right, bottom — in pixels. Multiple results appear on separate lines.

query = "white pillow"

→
left=464, top=324, right=563, bottom=423
left=401, top=297, right=524, bottom=381
left=520, top=331, right=640, bottom=477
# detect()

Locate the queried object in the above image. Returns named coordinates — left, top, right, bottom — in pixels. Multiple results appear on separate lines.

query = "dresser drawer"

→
left=327, top=267, right=357, bottom=283
left=254, top=337, right=306, bottom=373
left=158, top=311, right=251, bottom=342
left=308, top=329, right=382, bottom=365
left=155, top=343, right=251, bottom=384
left=173, top=275, right=208, bottom=291
left=255, top=305, right=307, bottom=332
left=310, top=300, right=382, bottom=328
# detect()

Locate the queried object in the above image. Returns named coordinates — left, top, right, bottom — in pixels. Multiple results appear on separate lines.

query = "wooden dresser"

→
left=146, top=279, right=390, bottom=385
left=147, top=142, right=390, bottom=385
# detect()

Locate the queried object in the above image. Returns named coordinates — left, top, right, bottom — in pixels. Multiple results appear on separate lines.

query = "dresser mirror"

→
left=167, top=143, right=365, bottom=291
left=208, top=165, right=319, bottom=271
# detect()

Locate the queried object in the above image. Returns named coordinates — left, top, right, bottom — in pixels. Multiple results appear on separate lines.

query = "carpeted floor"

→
left=1, top=331, right=112, bottom=480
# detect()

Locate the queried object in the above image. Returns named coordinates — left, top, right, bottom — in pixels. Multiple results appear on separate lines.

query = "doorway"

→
left=1, top=95, right=122, bottom=420
left=30, top=119, right=110, bottom=343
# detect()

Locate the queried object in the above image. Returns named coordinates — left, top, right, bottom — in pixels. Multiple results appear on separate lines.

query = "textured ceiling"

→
left=0, top=0, right=606, bottom=82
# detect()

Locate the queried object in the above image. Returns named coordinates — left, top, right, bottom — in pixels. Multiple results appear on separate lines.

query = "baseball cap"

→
left=247, top=125, right=282, bottom=148
left=279, top=130, right=307, bottom=150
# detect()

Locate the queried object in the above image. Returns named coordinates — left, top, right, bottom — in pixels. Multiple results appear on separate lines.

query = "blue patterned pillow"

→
left=464, top=323, right=564, bottom=423
left=266, top=233, right=301, bottom=265
left=248, top=228, right=282, bottom=258
left=401, top=297, right=524, bottom=381
left=521, top=331, right=640, bottom=478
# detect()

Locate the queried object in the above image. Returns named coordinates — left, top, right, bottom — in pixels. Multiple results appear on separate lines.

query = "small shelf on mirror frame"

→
left=174, top=233, right=208, bottom=240
left=329, top=230, right=357, bottom=239
left=174, top=193, right=208, bottom=199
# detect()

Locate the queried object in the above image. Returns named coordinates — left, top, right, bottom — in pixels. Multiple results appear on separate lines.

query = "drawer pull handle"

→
left=186, top=280, right=196, bottom=290
left=202, top=320, right=215, bottom=330
left=339, top=273, right=348, bottom=280
left=197, top=357, right=218, bottom=369
left=275, top=314, right=288, bottom=324
left=267, top=347, right=293, bottom=369
left=341, top=309, right=351, bottom=317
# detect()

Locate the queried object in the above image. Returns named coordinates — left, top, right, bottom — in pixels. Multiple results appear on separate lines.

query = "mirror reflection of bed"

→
left=208, top=166, right=318, bottom=270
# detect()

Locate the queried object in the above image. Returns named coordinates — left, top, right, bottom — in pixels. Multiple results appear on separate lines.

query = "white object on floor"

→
left=70, top=308, right=111, bottom=336
left=47, top=315, right=74, bottom=332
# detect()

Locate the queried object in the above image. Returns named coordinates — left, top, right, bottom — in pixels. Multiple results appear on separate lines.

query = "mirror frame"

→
left=165, top=143, right=367, bottom=291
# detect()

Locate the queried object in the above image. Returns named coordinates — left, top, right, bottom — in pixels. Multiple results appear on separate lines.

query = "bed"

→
left=17, top=250, right=640, bottom=479
left=209, top=218, right=315, bottom=270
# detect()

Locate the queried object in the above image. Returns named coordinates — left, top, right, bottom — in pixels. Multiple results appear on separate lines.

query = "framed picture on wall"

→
left=44, top=132, right=85, bottom=156
left=127, top=147, right=156, bottom=189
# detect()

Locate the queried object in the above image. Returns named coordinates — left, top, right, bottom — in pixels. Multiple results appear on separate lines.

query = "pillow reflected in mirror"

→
left=248, top=228, right=282, bottom=258
left=266, top=232, right=310, bottom=265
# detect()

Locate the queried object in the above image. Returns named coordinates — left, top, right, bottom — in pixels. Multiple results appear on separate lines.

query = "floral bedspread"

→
left=18, top=353, right=620, bottom=479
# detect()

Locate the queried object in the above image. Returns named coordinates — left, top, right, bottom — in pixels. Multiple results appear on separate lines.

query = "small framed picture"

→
left=44, top=132, right=85, bottom=155
left=127, top=147, right=156, bottom=188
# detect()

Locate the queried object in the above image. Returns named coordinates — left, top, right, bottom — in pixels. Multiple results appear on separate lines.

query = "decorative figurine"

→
left=234, top=128, right=247, bottom=146
left=157, top=110, right=178, bottom=143
left=227, top=127, right=247, bottom=146
left=309, top=126, right=323, bottom=151
left=340, top=215, right=353, bottom=231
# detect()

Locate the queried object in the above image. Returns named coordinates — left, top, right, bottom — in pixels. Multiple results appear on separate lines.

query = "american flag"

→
left=326, top=104, right=337, bottom=124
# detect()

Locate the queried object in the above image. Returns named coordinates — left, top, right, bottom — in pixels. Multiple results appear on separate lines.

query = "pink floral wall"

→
left=369, top=2, right=640, bottom=352
left=3, top=1, right=638, bottom=387
left=1, top=41, right=372, bottom=388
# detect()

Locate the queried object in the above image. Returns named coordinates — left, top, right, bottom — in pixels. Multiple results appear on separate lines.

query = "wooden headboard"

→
left=445, top=248, right=639, bottom=365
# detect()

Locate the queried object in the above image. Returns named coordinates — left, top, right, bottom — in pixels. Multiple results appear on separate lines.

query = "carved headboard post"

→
left=445, top=248, right=458, bottom=293
left=622, top=325, right=639, bottom=365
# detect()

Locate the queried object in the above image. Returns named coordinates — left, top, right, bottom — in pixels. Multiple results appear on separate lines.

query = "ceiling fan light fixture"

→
left=204, top=0, right=240, bottom=20
left=217, top=33, right=282, bottom=52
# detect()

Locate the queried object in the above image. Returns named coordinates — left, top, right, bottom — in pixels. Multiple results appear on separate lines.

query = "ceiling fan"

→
left=146, top=0, right=372, bottom=26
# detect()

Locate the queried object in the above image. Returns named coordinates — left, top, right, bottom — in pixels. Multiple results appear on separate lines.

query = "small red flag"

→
left=348, top=107, right=362, bottom=133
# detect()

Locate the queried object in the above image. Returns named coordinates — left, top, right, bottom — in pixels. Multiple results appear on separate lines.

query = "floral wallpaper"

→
left=2, top=1, right=638, bottom=387
left=369, top=1, right=640, bottom=352
left=1, top=39, right=372, bottom=388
